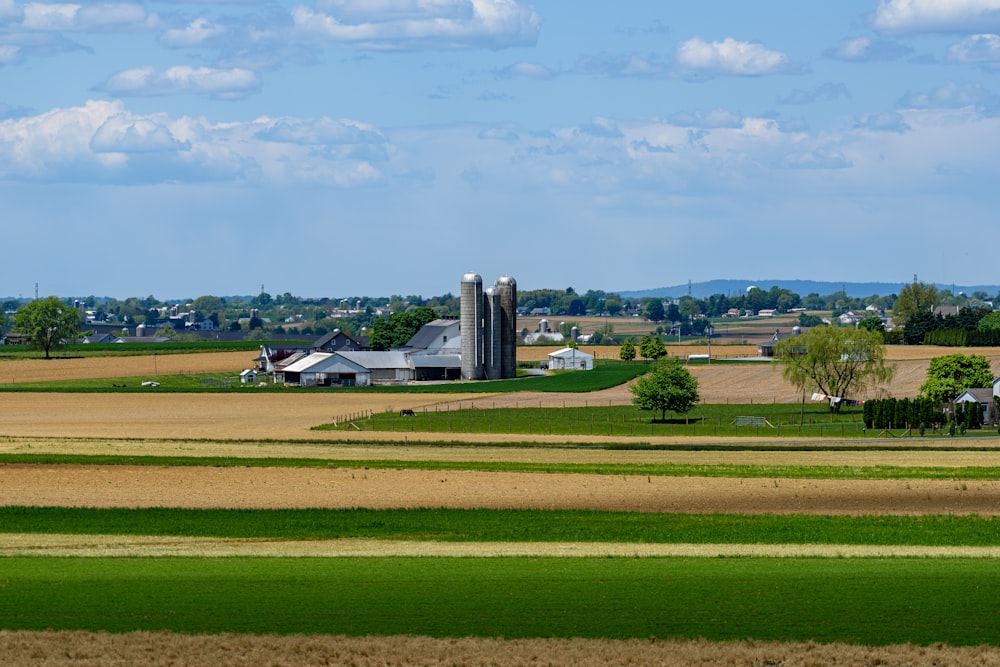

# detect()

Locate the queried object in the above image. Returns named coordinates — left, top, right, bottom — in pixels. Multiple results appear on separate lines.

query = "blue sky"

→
left=2, top=0, right=1000, bottom=300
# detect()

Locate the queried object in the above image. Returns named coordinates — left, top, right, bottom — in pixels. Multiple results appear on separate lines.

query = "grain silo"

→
left=495, top=275, right=517, bottom=378
left=484, top=286, right=502, bottom=380
left=460, top=272, right=484, bottom=380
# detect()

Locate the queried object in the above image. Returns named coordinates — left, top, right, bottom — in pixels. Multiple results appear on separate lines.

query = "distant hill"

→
left=616, top=279, right=1000, bottom=300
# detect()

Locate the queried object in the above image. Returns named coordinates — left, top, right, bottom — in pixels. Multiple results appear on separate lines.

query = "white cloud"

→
left=290, top=0, right=540, bottom=50
left=0, top=0, right=22, bottom=23
left=572, top=53, right=668, bottom=78
left=254, top=116, right=384, bottom=146
left=316, top=0, right=473, bottom=21
left=0, top=100, right=388, bottom=186
left=675, top=37, right=792, bottom=76
left=496, top=61, right=552, bottom=79
left=827, top=35, right=912, bottom=61
left=100, top=66, right=260, bottom=99
left=91, top=115, right=191, bottom=153
left=873, top=0, right=1000, bottom=34
left=160, top=17, right=225, bottom=48
left=947, top=33, right=1000, bottom=62
left=667, top=109, right=743, bottom=129
left=20, top=2, right=155, bottom=31
left=854, top=111, right=910, bottom=132
left=897, top=80, right=1000, bottom=110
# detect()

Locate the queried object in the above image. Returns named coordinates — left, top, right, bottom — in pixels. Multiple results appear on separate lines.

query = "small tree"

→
left=630, top=357, right=700, bottom=422
left=638, top=335, right=667, bottom=360
left=12, top=296, right=80, bottom=359
left=619, top=338, right=636, bottom=361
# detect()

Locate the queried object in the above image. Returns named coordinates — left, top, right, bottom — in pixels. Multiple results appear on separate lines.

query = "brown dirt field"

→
left=7, top=632, right=1000, bottom=667
left=3, top=464, right=999, bottom=514
left=5, top=534, right=1000, bottom=558
left=0, top=392, right=484, bottom=440
left=0, top=351, right=253, bottom=383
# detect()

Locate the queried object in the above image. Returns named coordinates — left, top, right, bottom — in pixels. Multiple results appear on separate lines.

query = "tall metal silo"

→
left=460, top=272, right=484, bottom=380
left=484, top=287, right=501, bottom=380
left=495, top=275, right=517, bottom=378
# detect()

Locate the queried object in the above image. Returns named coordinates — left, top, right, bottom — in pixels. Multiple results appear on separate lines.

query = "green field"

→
left=3, top=506, right=1000, bottom=545
left=316, top=402, right=999, bottom=439
left=2, top=557, right=998, bottom=645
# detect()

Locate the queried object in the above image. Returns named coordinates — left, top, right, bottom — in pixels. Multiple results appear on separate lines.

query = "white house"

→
left=954, top=388, right=996, bottom=426
left=548, top=347, right=593, bottom=371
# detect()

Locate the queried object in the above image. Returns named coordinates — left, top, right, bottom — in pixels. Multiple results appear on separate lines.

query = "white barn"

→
left=548, top=347, right=593, bottom=371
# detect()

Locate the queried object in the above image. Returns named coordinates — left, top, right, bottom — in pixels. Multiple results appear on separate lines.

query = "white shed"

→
left=548, top=347, right=593, bottom=371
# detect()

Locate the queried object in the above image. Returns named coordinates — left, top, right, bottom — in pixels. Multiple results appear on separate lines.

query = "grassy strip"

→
left=3, top=507, right=1000, bottom=546
left=1, top=557, right=998, bottom=645
left=3, top=453, right=1000, bottom=481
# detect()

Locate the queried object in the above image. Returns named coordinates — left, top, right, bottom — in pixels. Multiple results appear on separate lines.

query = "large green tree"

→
left=919, top=354, right=995, bottom=404
left=774, top=326, right=895, bottom=412
left=12, top=297, right=80, bottom=359
left=368, top=307, right=438, bottom=351
left=618, top=338, right=636, bottom=361
left=893, top=281, right=940, bottom=327
left=630, top=357, right=700, bottom=421
left=638, top=335, right=666, bottom=360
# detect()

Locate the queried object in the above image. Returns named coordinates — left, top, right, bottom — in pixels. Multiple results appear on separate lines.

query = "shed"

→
left=548, top=347, right=593, bottom=371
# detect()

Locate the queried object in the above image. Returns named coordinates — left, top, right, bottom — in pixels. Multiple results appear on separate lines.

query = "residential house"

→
left=954, top=388, right=997, bottom=426
left=757, top=329, right=802, bottom=357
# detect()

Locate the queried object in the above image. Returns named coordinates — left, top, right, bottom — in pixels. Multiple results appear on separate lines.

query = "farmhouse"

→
left=954, top=388, right=997, bottom=426
left=757, top=329, right=801, bottom=357
left=314, top=329, right=368, bottom=353
left=548, top=347, right=593, bottom=371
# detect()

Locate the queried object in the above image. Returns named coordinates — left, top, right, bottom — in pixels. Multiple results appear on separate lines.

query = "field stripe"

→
left=5, top=534, right=1000, bottom=558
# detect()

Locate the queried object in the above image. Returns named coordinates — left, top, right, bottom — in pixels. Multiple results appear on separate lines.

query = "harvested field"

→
left=0, top=351, right=252, bottom=383
left=0, top=392, right=481, bottom=440
left=4, top=464, right=1000, bottom=514
left=5, top=534, right=1000, bottom=558
left=7, top=632, right=1000, bottom=667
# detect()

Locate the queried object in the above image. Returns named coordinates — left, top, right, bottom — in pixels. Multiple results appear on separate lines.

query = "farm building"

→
left=337, top=351, right=413, bottom=384
left=276, top=352, right=374, bottom=387
left=548, top=347, right=593, bottom=371
left=262, top=273, right=515, bottom=386
left=314, top=329, right=368, bottom=353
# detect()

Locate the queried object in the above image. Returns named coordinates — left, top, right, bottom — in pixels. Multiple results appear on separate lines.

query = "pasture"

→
left=3, top=346, right=1000, bottom=665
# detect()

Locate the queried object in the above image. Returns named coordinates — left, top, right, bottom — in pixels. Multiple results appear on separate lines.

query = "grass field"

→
left=3, top=557, right=1000, bottom=646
